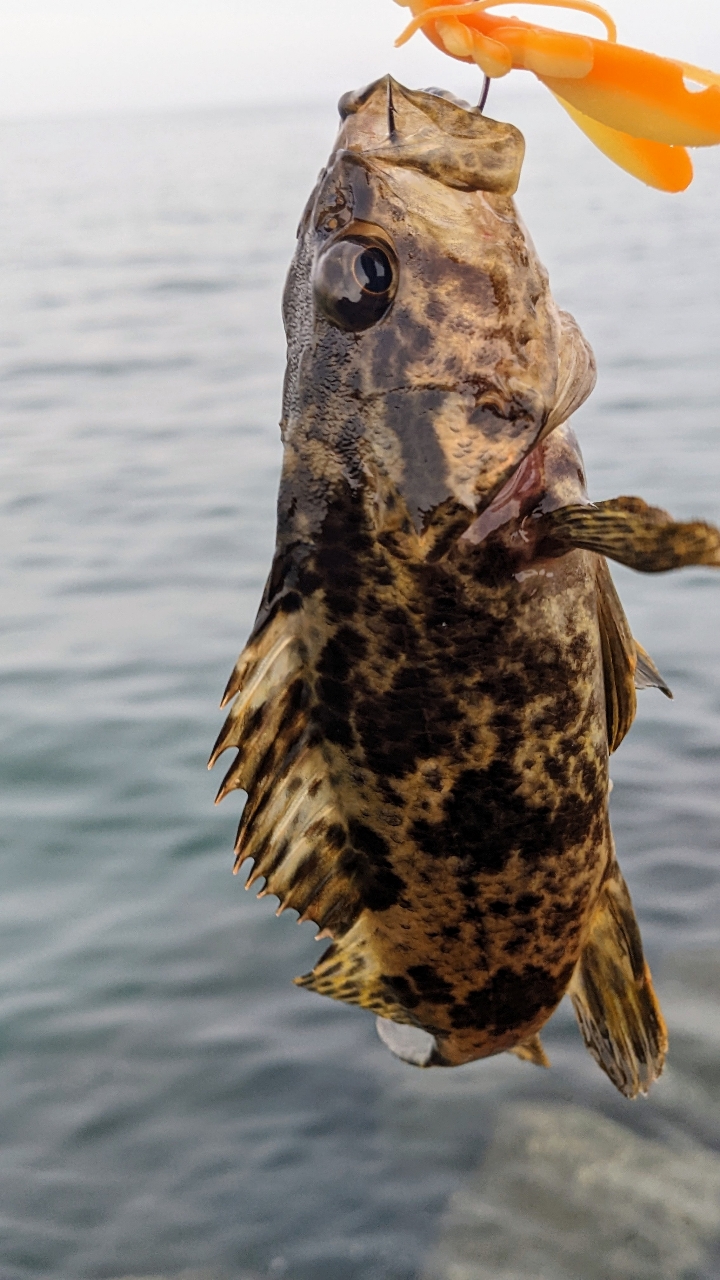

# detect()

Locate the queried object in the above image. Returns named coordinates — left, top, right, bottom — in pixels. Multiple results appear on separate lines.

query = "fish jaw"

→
left=282, top=79, right=595, bottom=536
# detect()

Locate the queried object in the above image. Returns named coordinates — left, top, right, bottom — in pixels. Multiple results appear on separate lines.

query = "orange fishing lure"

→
left=393, top=0, right=720, bottom=189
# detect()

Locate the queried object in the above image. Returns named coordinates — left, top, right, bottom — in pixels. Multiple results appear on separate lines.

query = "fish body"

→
left=213, top=79, right=720, bottom=1095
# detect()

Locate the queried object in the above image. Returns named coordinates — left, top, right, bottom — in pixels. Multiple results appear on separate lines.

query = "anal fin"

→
left=295, top=923, right=416, bottom=1024
left=569, top=867, right=667, bottom=1098
left=508, top=1033, right=550, bottom=1069
left=539, top=496, right=720, bottom=573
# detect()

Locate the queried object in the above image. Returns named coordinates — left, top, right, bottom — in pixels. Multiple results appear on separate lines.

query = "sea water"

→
left=2, top=90, right=720, bottom=1280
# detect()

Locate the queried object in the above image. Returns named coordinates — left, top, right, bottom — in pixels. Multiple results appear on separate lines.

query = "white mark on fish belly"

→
left=515, top=568, right=555, bottom=583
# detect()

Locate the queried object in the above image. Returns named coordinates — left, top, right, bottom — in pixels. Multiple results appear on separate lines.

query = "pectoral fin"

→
left=569, top=866, right=667, bottom=1098
left=211, top=604, right=381, bottom=942
left=538, top=496, right=720, bottom=573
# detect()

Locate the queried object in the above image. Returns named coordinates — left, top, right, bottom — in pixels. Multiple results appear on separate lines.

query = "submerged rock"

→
left=423, top=1102, right=720, bottom=1280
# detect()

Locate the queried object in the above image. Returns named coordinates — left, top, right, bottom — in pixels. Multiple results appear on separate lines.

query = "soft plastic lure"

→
left=393, top=0, right=720, bottom=189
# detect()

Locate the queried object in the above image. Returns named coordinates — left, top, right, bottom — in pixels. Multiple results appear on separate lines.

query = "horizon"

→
left=0, top=76, right=548, bottom=127
left=0, top=0, right=718, bottom=120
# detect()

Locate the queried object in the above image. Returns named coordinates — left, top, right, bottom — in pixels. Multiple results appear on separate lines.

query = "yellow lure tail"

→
left=393, top=0, right=720, bottom=187
left=551, top=95, right=692, bottom=193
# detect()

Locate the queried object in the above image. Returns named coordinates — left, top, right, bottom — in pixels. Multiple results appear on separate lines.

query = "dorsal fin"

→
left=209, top=604, right=362, bottom=935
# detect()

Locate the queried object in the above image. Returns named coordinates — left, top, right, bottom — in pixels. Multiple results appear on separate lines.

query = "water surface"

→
left=2, top=91, right=720, bottom=1280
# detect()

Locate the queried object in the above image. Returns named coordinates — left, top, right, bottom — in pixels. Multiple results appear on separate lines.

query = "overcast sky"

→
left=0, top=0, right=718, bottom=118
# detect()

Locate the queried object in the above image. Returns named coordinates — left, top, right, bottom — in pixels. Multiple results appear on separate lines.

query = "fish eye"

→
left=313, top=235, right=398, bottom=332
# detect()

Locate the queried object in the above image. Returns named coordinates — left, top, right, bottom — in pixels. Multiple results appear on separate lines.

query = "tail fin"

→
left=569, top=868, right=667, bottom=1098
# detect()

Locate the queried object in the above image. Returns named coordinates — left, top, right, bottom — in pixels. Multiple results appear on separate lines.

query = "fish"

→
left=394, top=0, right=720, bottom=191
left=210, top=77, right=720, bottom=1098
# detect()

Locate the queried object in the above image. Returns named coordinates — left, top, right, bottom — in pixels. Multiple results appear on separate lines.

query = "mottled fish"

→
left=211, top=78, right=720, bottom=1097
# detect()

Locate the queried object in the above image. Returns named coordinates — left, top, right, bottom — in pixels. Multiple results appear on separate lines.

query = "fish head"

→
left=282, top=76, right=595, bottom=538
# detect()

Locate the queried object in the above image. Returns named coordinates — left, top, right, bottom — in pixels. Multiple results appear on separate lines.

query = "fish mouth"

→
left=335, top=75, right=525, bottom=196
